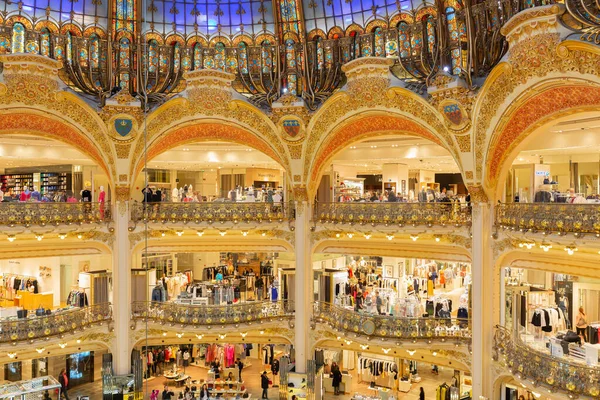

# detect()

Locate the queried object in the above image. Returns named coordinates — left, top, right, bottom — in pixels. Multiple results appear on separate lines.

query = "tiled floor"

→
left=67, top=357, right=455, bottom=399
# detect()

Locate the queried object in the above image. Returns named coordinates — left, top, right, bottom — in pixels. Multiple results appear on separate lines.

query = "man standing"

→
left=236, top=358, right=244, bottom=382
left=261, top=371, right=270, bottom=399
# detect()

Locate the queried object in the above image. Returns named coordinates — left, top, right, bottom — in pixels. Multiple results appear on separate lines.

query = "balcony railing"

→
left=0, top=202, right=112, bottom=227
left=0, top=303, right=112, bottom=344
left=496, top=203, right=600, bottom=235
left=131, top=301, right=295, bottom=327
left=493, top=326, right=600, bottom=397
left=315, top=202, right=471, bottom=228
left=313, top=302, right=471, bottom=342
left=130, top=202, right=293, bottom=225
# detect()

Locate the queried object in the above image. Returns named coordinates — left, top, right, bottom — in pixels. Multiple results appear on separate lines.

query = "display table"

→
left=323, top=373, right=352, bottom=394
left=0, top=307, right=19, bottom=318
left=14, top=291, right=53, bottom=310
left=398, top=380, right=411, bottom=393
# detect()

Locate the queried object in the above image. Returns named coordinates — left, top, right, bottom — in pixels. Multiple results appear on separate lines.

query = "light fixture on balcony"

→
left=76, top=340, right=81, bottom=344
left=219, top=230, right=227, bottom=236
left=163, top=332, right=168, bottom=336
left=347, top=233, right=354, bottom=238
left=360, top=344, right=369, bottom=350
left=261, top=232, right=266, bottom=237
left=434, top=235, right=441, bottom=242
left=6, top=235, right=15, bottom=242
left=381, top=348, right=391, bottom=354
left=77, top=233, right=83, bottom=239
left=58, top=233, right=67, bottom=240
left=6, top=352, right=16, bottom=359
left=386, top=235, right=394, bottom=241
left=335, top=233, right=341, bottom=238
left=259, top=331, right=264, bottom=335
left=406, top=350, right=416, bottom=355
left=36, top=348, right=45, bottom=354
left=196, top=230, right=204, bottom=237
left=432, top=351, right=437, bottom=356
left=241, top=231, right=249, bottom=236
left=58, top=343, right=67, bottom=349
left=364, top=233, right=371, bottom=240
left=240, top=332, right=248, bottom=338
left=518, top=241, right=535, bottom=249
left=35, top=234, right=43, bottom=241
left=176, top=333, right=184, bottom=338
left=176, top=231, right=184, bottom=237
left=219, top=334, right=227, bottom=339
left=565, top=244, right=578, bottom=255
left=410, top=234, right=419, bottom=241
left=161, top=232, right=166, bottom=237
left=539, top=241, right=552, bottom=252
left=345, top=340, right=352, bottom=345
left=196, top=334, right=204, bottom=339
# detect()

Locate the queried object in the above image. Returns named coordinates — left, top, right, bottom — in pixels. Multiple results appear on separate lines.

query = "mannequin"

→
left=19, top=187, right=31, bottom=202
left=98, top=186, right=106, bottom=218
left=172, top=187, right=179, bottom=202
left=81, top=187, right=92, bottom=202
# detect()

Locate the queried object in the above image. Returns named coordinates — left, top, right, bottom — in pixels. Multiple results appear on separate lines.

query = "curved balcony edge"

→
left=0, top=303, right=113, bottom=345
left=496, top=203, right=600, bottom=236
left=493, top=325, right=600, bottom=397
left=314, top=202, right=471, bottom=229
left=0, top=202, right=113, bottom=227
left=130, top=301, right=295, bottom=328
left=312, top=302, right=471, bottom=343
left=130, top=202, right=295, bottom=226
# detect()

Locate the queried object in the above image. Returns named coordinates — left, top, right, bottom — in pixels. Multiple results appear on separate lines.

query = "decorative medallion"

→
left=438, top=99, right=470, bottom=132
left=107, top=114, right=138, bottom=143
left=278, top=115, right=305, bottom=143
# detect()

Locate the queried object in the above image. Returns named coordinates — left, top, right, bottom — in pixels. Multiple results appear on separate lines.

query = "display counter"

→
left=323, top=373, right=352, bottom=394
left=0, top=307, right=19, bottom=318
left=13, top=291, right=53, bottom=310
left=398, top=380, right=411, bottom=393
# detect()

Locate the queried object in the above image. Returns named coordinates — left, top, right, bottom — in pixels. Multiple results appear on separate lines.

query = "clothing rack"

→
left=1, top=273, right=39, bottom=300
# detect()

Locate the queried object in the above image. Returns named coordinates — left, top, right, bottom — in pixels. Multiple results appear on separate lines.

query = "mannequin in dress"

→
left=172, top=187, right=179, bottom=202
left=31, top=186, right=41, bottom=201
left=98, top=186, right=106, bottom=203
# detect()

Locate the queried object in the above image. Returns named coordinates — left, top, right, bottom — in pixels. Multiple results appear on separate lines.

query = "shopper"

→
left=375, top=291, right=383, bottom=315
left=58, top=368, right=70, bottom=400
left=331, top=362, right=342, bottom=395
left=162, top=385, right=175, bottom=400
left=236, top=358, right=244, bottom=381
left=419, top=387, right=425, bottom=400
left=261, top=371, right=270, bottom=399
left=431, top=365, right=439, bottom=375
left=226, top=371, right=235, bottom=388
left=576, top=306, right=589, bottom=341
left=199, top=384, right=210, bottom=399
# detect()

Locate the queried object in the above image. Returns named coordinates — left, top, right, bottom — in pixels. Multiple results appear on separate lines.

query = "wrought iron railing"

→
left=493, top=326, right=600, bottom=397
left=0, top=202, right=112, bottom=227
left=0, top=303, right=112, bottom=344
left=315, top=202, right=471, bottom=227
left=130, top=201, right=293, bottom=224
left=313, top=302, right=471, bottom=342
left=496, top=203, right=600, bottom=234
left=131, top=301, right=295, bottom=326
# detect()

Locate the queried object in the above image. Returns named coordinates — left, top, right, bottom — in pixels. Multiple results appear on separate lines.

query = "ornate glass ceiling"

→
left=1, top=0, right=109, bottom=29
left=145, top=0, right=275, bottom=38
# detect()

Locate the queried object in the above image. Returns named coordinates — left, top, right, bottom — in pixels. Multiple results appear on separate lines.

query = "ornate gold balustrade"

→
left=0, top=202, right=112, bottom=227
left=493, top=326, right=600, bottom=397
left=131, top=301, right=295, bottom=327
left=130, top=202, right=294, bottom=225
left=313, top=302, right=471, bottom=343
left=496, top=203, right=600, bottom=235
left=0, top=303, right=112, bottom=345
left=315, top=202, right=471, bottom=228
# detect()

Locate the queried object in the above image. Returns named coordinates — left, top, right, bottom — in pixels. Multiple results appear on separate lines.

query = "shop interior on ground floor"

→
left=503, top=266, right=600, bottom=367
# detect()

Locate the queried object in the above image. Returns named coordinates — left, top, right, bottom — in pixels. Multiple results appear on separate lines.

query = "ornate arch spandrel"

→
left=484, top=82, right=600, bottom=197
left=0, top=112, right=112, bottom=179
left=472, top=27, right=600, bottom=188
left=306, top=113, right=457, bottom=197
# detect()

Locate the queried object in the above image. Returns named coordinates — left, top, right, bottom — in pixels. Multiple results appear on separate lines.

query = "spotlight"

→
left=195, top=334, right=204, bottom=339
left=406, top=350, right=416, bottom=355
left=6, top=352, right=16, bottom=359
left=35, top=234, right=44, bottom=241
left=161, top=232, right=166, bottom=237
left=434, top=235, right=441, bottom=242
left=6, top=235, right=15, bottom=242
left=196, top=230, right=204, bottom=236
left=410, top=234, right=419, bottom=241
left=347, top=233, right=354, bottom=238
left=565, top=244, right=578, bottom=255
left=241, top=231, right=249, bottom=236
left=36, top=348, right=45, bottom=354
left=386, top=235, right=394, bottom=241
left=381, top=348, right=391, bottom=354
left=176, top=231, right=184, bottom=236
left=364, top=234, right=371, bottom=240
left=219, top=231, right=227, bottom=236
left=58, top=233, right=67, bottom=240
left=539, top=241, right=552, bottom=252
left=58, top=343, right=67, bottom=349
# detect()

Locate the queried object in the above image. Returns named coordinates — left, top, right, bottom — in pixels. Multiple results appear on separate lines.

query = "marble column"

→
left=294, top=201, right=312, bottom=373
left=112, top=200, right=132, bottom=375
left=470, top=201, right=494, bottom=398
